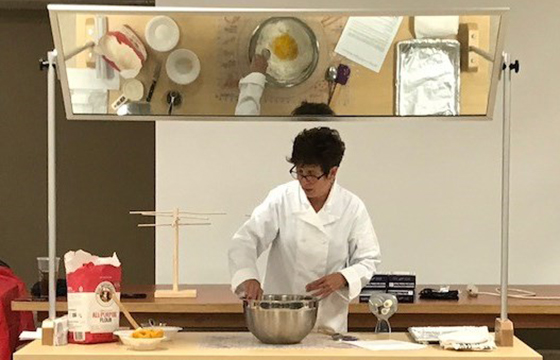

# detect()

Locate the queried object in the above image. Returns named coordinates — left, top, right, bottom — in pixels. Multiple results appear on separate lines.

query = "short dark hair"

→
left=291, top=102, right=335, bottom=116
left=287, top=127, right=345, bottom=173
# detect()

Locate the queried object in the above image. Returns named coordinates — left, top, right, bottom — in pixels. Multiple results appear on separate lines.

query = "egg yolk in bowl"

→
left=272, top=33, right=299, bottom=61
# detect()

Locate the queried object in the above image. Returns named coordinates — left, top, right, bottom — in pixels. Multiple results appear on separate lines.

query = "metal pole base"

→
left=495, top=318, right=514, bottom=347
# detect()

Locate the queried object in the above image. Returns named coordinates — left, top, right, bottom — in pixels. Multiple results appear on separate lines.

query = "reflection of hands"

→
left=306, top=272, right=347, bottom=299
left=240, top=279, right=263, bottom=300
left=250, top=51, right=269, bottom=74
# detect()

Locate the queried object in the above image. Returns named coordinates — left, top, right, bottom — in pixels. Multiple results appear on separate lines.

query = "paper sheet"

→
left=19, top=329, right=42, bottom=341
left=335, top=17, right=403, bottom=73
left=70, top=89, right=108, bottom=114
left=67, top=68, right=119, bottom=91
left=344, top=340, right=427, bottom=351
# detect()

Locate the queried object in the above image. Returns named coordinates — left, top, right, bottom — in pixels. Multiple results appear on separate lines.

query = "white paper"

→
left=414, top=16, right=459, bottom=39
left=67, top=68, right=119, bottom=91
left=70, top=89, right=108, bottom=114
left=335, top=17, right=403, bottom=73
left=344, top=340, right=427, bottom=351
left=19, top=329, right=42, bottom=341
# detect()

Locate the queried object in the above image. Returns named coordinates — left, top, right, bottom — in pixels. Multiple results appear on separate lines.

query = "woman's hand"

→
left=240, top=279, right=263, bottom=300
left=306, top=273, right=348, bottom=299
left=250, top=50, right=270, bottom=74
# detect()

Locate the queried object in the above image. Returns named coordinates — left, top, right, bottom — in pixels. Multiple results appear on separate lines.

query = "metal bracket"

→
left=502, top=59, right=520, bottom=73
left=39, top=58, right=56, bottom=71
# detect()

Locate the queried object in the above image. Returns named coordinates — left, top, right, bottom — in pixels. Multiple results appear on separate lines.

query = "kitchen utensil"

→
left=244, top=294, right=318, bottom=344
left=335, top=64, right=351, bottom=85
left=109, top=289, right=140, bottom=330
left=166, top=49, right=200, bottom=85
left=148, top=319, right=163, bottom=327
left=368, top=293, right=398, bottom=333
left=261, top=48, right=271, bottom=60
left=248, top=17, right=319, bottom=87
left=146, top=61, right=161, bottom=102
left=326, top=65, right=337, bottom=105
left=331, top=333, right=359, bottom=341
left=145, top=16, right=180, bottom=52
left=111, top=79, right=144, bottom=110
left=121, top=293, right=148, bottom=299
left=166, top=91, right=182, bottom=115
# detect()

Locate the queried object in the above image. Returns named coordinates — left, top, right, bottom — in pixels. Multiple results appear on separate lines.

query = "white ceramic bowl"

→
left=166, top=49, right=201, bottom=85
left=114, top=330, right=166, bottom=351
left=143, top=326, right=182, bottom=341
left=145, top=16, right=180, bottom=52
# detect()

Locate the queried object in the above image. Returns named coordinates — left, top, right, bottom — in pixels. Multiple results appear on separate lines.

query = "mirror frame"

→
left=48, top=4, right=509, bottom=121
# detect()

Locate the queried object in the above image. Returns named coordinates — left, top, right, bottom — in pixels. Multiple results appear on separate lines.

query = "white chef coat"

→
left=234, top=72, right=266, bottom=116
left=229, top=180, right=381, bottom=334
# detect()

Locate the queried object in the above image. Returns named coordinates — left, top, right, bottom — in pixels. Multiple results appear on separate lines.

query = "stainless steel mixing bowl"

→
left=248, top=17, right=319, bottom=88
left=244, top=294, right=318, bottom=344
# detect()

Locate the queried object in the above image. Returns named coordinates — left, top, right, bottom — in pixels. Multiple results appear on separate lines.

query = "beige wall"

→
left=0, top=9, right=156, bottom=287
left=155, top=0, right=560, bottom=285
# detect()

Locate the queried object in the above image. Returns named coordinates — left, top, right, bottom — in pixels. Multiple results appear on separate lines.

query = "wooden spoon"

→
left=110, top=289, right=140, bottom=330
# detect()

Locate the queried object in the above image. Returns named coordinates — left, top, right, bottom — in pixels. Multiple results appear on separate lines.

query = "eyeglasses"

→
left=289, top=165, right=327, bottom=183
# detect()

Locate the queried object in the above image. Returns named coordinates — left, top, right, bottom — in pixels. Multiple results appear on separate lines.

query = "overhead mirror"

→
left=49, top=5, right=507, bottom=120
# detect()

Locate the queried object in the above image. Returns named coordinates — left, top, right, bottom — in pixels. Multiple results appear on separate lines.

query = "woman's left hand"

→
left=306, top=273, right=348, bottom=299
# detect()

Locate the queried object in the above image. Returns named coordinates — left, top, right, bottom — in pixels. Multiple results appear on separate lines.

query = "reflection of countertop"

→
left=14, top=332, right=541, bottom=359
left=13, top=285, right=560, bottom=329
left=70, top=14, right=492, bottom=117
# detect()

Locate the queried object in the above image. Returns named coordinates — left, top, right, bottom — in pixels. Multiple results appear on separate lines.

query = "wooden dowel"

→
left=135, top=214, right=174, bottom=217
left=177, top=215, right=210, bottom=220
left=130, top=211, right=172, bottom=214
left=130, top=210, right=226, bottom=216
left=178, top=222, right=211, bottom=226
left=178, top=212, right=226, bottom=214
left=130, top=211, right=173, bottom=216
left=137, top=223, right=211, bottom=227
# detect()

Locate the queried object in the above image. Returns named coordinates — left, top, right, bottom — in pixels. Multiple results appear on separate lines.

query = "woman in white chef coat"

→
left=235, top=53, right=335, bottom=116
left=228, top=127, right=381, bottom=334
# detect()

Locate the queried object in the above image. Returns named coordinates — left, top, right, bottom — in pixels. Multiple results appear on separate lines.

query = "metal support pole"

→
left=500, top=52, right=512, bottom=322
left=495, top=52, right=519, bottom=347
left=47, top=50, right=58, bottom=320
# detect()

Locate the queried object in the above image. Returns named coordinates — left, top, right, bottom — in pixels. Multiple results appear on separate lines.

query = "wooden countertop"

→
left=14, top=332, right=541, bottom=360
left=12, top=284, right=560, bottom=315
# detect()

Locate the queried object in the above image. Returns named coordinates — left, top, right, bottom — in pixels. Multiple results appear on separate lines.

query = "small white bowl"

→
left=166, top=49, right=200, bottom=85
left=145, top=16, right=180, bottom=52
left=114, top=330, right=166, bottom=351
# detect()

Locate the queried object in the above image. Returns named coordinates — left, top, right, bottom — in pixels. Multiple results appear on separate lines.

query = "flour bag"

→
left=64, top=250, right=121, bottom=344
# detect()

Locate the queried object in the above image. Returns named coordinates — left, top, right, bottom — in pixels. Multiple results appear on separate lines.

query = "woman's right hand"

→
left=250, top=52, right=269, bottom=74
left=241, top=279, right=263, bottom=300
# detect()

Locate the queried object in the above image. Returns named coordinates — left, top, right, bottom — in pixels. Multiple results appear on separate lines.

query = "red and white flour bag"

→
left=96, top=25, right=147, bottom=79
left=64, top=250, right=121, bottom=344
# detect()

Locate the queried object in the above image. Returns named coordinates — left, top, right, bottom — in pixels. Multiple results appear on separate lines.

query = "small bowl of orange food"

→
left=114, top=328, right=166, bottom=351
